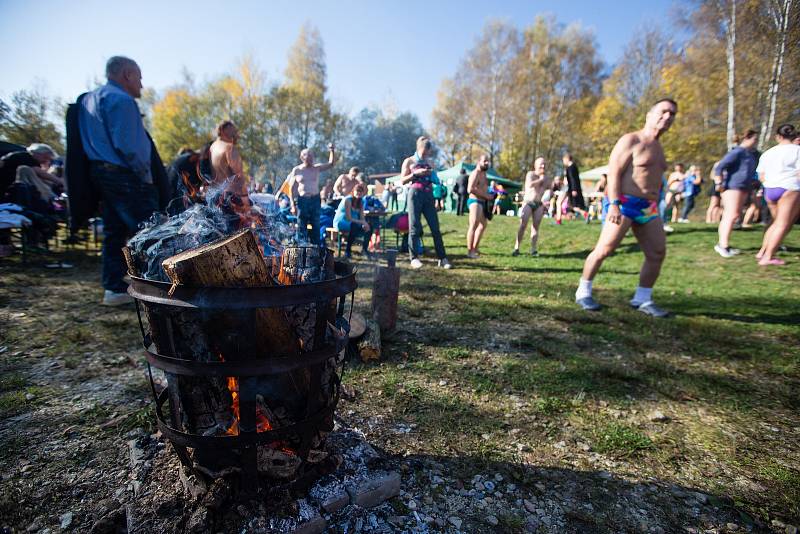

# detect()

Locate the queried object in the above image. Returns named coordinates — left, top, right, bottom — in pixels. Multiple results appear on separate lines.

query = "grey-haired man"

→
left=79, top=56, right=158, bottom=306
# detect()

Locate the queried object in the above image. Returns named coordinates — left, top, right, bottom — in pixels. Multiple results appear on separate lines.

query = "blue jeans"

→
left=90, top=163, right=158, bottom=292
left=407, top=188, right=447, bottom=260
left=296, top=194, right=321, bottom=246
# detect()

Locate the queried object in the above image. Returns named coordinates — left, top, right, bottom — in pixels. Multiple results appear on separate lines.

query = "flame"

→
left=180, top=171, right=205, bottom=204
left=223, top=376, right=275, bottom=435
left=218, top=352, right=289, bottom=447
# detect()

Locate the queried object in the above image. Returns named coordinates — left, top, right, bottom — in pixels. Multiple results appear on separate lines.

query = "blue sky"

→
left=0, top=0, right=677, bottom=128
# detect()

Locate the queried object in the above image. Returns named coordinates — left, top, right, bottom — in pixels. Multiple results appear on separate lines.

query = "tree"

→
left=350, top=108, right=425, bottom=175
left=757, top=0, right=797, bottom=148
left=0, top=88, right=65, bottom=153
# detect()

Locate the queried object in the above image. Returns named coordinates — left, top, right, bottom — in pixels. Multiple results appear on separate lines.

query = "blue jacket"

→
left=717, top=146, right=757, bottom=190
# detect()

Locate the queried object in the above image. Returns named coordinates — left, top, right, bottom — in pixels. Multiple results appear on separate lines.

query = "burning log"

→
left=161, top=229, right=299, bottom=358
left=357, top=319, right=381, bottom=362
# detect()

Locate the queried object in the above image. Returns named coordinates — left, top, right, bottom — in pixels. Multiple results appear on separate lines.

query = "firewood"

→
left=161, top=229, right=299, bottom=359
left=348, top=312, right=367, bottom=339
left=357, top=319, right=381, bottom=362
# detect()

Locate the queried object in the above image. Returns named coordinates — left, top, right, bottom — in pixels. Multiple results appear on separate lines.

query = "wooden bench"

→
left=325, top=227, right=349, bottom=257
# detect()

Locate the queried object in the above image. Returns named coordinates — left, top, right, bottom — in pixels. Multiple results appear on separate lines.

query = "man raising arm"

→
left=289, top=144, right=336, bottom=245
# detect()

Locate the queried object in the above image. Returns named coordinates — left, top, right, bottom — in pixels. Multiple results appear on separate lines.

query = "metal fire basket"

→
left=128, top=259, right=357, bottom=492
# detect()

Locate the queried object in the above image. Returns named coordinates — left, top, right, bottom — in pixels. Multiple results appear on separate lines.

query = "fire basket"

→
left=128, top=242, right=357, bottom=495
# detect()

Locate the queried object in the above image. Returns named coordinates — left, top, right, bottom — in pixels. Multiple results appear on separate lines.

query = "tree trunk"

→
left=724, top=0, right=737, bottom=148
left=758, top=0, right=793, bottom=149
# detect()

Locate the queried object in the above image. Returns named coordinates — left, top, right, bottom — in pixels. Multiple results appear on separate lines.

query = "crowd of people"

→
left=0, top=143, right=65, bottom=257
left=3, top=55, right=798, bottom=317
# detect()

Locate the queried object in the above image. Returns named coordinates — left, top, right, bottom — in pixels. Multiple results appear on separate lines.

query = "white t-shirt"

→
left=756, top=143, right=800, bottom=190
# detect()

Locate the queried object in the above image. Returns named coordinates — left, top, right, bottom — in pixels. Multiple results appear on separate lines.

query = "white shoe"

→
left=410, top=258, right=423, bottom=270
left=102, top=290, right=133, bottom=306
left=438, top=258, right=452, bottom=269
left=663, top=225, right=675, bottom=233
left=714, top=244, right=739, bottom=258
left=677, top=218, right=689, bottom=223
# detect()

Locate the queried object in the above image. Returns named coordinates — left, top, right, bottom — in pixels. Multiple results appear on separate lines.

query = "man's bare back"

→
left=209, top=138, right=247, bottom=195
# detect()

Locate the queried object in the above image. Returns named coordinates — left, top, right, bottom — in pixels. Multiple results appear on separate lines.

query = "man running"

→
left=289, top=144, right=336, bottom=245
left=399, top=136, right=452, bottom=269
left=466, top=154, right=493, bottom=258
left=514, top=157, right=552, bottom=257
left=575, top=98, right=678, bottom=317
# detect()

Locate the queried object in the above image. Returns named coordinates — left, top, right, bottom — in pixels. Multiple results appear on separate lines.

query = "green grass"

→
left=591, top=422, right=653, bottom=456
left=1, top=212, right=798, bottom=529
left=345, top=213, right=800, bottom=525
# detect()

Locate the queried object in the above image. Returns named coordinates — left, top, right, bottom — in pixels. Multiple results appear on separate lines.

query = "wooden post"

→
left=371, top=249, right=400, bottom=333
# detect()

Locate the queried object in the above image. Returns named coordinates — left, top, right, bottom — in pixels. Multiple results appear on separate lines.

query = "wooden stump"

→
left=357, top=319, right=381, bottom=362
left=371, top=262, right=400, bottom=333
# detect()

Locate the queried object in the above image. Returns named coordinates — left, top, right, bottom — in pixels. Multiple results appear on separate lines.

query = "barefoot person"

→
left=399, top=136, right=451, bottom=269
left=466, top=154, right=492, bottom=258
left=714, top=129, right=759, bottom=257
left=755, top=124, right=800, bottom=265
left=575, top=98, right=678, bottom=317
left=513, top=157, right=552, bottom=257
left=289, top=144, right=337, bottom=245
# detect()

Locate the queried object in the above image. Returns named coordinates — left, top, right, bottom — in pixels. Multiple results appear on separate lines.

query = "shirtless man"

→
left=333, top=167, right=359, bottom=199
left=209, top=120, right=248, bottom=197
left=663, top=163, right=685, bottom=223
left=575, top=98, right=678, bottom=317
left=513, top=157, right=552, bottom=257
left=289, top=144, right=336, bottom=245
left=466, top=154, right=493, bottom=258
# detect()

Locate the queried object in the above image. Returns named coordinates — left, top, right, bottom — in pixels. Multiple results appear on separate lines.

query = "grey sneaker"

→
left=530, top=249, right=539, bottom=257
left=635, top=301, right=669, bottom=318
left=102, top=290, right=133, bottom=306
left=438, top=258, right=452, bottom=269
left=576, top=296, right=602, bottom=311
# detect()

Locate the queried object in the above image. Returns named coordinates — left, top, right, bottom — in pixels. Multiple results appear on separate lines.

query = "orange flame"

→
left=223, top=376, right=288, bottom=437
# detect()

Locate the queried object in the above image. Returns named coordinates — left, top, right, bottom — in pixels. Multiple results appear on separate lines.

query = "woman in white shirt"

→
left=755, top=124, right=800, bottom=266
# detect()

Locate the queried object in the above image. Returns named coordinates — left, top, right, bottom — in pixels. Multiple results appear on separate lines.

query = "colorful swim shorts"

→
left=602, top=194, right=659, bottom=225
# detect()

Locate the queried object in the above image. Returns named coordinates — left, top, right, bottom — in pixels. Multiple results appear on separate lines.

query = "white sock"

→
left=576, top=278, right=593, bottom=300
left=632, top=286, right=653, bottom=305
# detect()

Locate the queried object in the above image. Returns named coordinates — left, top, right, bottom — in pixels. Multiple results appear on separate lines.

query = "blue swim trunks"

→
left=602, top=194, right=659, bottom=225
left=467, top=198, right=485, bottom=208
